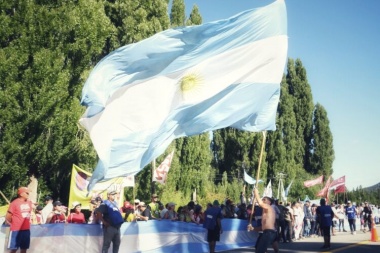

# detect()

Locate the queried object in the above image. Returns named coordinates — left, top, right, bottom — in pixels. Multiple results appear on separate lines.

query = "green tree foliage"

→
left=286, top=59, right=314, bottom=169
left=309, top=103, right=334, bottom=177
left=104, top=0, right=170, bottom=46
left=0, top=0, right=113, bottom=203
left=186, top=4, right=202, bottom=26
left=170, top=0, right=186, bottom=27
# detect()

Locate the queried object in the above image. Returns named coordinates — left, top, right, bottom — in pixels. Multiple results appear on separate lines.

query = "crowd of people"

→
left=4, top=185, right=379, bottom=253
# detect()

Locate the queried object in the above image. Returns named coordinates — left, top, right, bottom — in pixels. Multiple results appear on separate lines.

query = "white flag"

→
left=264, top=180, right=273, bottom=198
left=152, top=151, right=174, bottom=185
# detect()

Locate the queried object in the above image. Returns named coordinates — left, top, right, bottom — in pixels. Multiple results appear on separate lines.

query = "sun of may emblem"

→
left=178, top=73, right=203, bottom=101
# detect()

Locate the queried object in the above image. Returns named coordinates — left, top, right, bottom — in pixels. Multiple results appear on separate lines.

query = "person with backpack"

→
left=203, top=200, right=223, bottom=253
left=96, top=189, right=124, bottom=253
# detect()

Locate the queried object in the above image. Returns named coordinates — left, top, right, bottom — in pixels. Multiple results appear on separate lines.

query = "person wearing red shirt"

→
left=5, top=186, right=33, bottom=253
left=67, top=202, right=86, bottom=224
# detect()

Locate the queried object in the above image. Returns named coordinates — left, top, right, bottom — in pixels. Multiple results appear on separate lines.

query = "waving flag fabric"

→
left=334, top=184, right=346, bottom=193
left=328, top=176, right=345, bottom=190
left=243, top=170, right=264, bottom=185
left=80, top=0, right=288, bottom=190
left=303, top=175, right=324, bottom=188
left=152, top=151, right=174, bottom=185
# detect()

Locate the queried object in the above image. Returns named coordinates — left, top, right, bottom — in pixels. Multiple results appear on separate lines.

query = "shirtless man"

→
left=248, top=188, right=277, bottom=253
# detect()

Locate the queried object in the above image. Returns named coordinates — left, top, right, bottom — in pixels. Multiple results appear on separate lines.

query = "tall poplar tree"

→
left=170, top=0, right=186, bottom=27
left=309, top=103, right=334, bottom=177
left=0, top=0, right=114, bottom=202
left=286, top=59, right=314, bottom=171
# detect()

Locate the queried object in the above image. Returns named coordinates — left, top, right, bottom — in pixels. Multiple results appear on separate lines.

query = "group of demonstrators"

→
left=245, top=195, right=378, bottom=252
left=4, top=185, right=379, bottom=253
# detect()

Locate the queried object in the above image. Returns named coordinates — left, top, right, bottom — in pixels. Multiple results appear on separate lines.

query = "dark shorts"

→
left=207, top=227, right=221, bottom=242
left=8, top=230, right=30, bottom=250
left=256, top=229, right=277, bottom=253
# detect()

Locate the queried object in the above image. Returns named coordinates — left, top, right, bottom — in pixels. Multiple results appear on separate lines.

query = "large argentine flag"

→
left=80, top=0, right=288, bottom=190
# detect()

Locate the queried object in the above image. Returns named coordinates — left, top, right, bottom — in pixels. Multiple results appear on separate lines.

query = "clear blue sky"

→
left=183, top=0, right=380, bottom=190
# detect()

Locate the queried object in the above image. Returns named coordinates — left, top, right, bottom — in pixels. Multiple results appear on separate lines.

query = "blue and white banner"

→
left=1, top=219, right=258, bottom=253
left=80, top=0, right=288, bottom=190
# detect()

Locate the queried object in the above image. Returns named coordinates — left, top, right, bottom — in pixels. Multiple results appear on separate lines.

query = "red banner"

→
left=329, top=176, right=345, bottom=189
left=304, top=175, right=324, bottom=188
left=334, top=184, right=346, bottom=193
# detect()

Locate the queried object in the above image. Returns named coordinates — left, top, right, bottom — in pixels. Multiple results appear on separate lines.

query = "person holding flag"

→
left=248, top=188, right=278, bottom=253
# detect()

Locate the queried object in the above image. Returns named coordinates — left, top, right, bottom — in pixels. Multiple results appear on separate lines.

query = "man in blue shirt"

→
left=316, top=198, right=335, bottom=250
left=345, top=200, right=357, bottom=234
left=203, top=200, right=223, bottom=253
left=96, top=189, right=124, bottom=253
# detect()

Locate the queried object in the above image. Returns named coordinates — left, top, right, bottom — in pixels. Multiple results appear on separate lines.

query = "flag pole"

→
left=248, top=131, right=267, bottom=230
left=0, top=190, right=10, bottom=204
left=151, top=160, right=156, bottom=195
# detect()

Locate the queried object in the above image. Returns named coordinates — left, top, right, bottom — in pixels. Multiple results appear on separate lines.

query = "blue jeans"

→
left=256, top=229, right=277, bottom=253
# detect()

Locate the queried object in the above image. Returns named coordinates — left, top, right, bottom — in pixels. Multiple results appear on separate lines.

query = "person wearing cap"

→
left=148, top=194, right=160, bottom=219
left=316, top=198, right=335, bottom=250
left=41, top=195, right=53, bottom=224
left=137, top=202, right=153, bottom=221
left=345, top=200, right=357, bottom=234
left=96, top=189, right=124, bottom=253
left=68, top=202, right=86, bottom=224
left=6, top=187, right=33, bottom=253
left=203, top=200, right=223, bottom=253
left=46, top=201, right=67, bottom=223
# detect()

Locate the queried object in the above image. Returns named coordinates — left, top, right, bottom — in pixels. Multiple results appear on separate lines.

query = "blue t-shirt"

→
left=345, top=205, right=356, bottom=219
left=98, top=200, right=124, bottom=228
left=203, top=207, right=222, bottom=230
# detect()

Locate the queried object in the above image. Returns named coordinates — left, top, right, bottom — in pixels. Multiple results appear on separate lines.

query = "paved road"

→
left=222, top=225, right=380, bottom=253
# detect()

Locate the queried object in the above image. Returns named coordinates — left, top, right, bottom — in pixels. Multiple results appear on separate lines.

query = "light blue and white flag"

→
left=243, top=170, right=264, bottom=185
left=80, top=0, right=288, bottom=190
